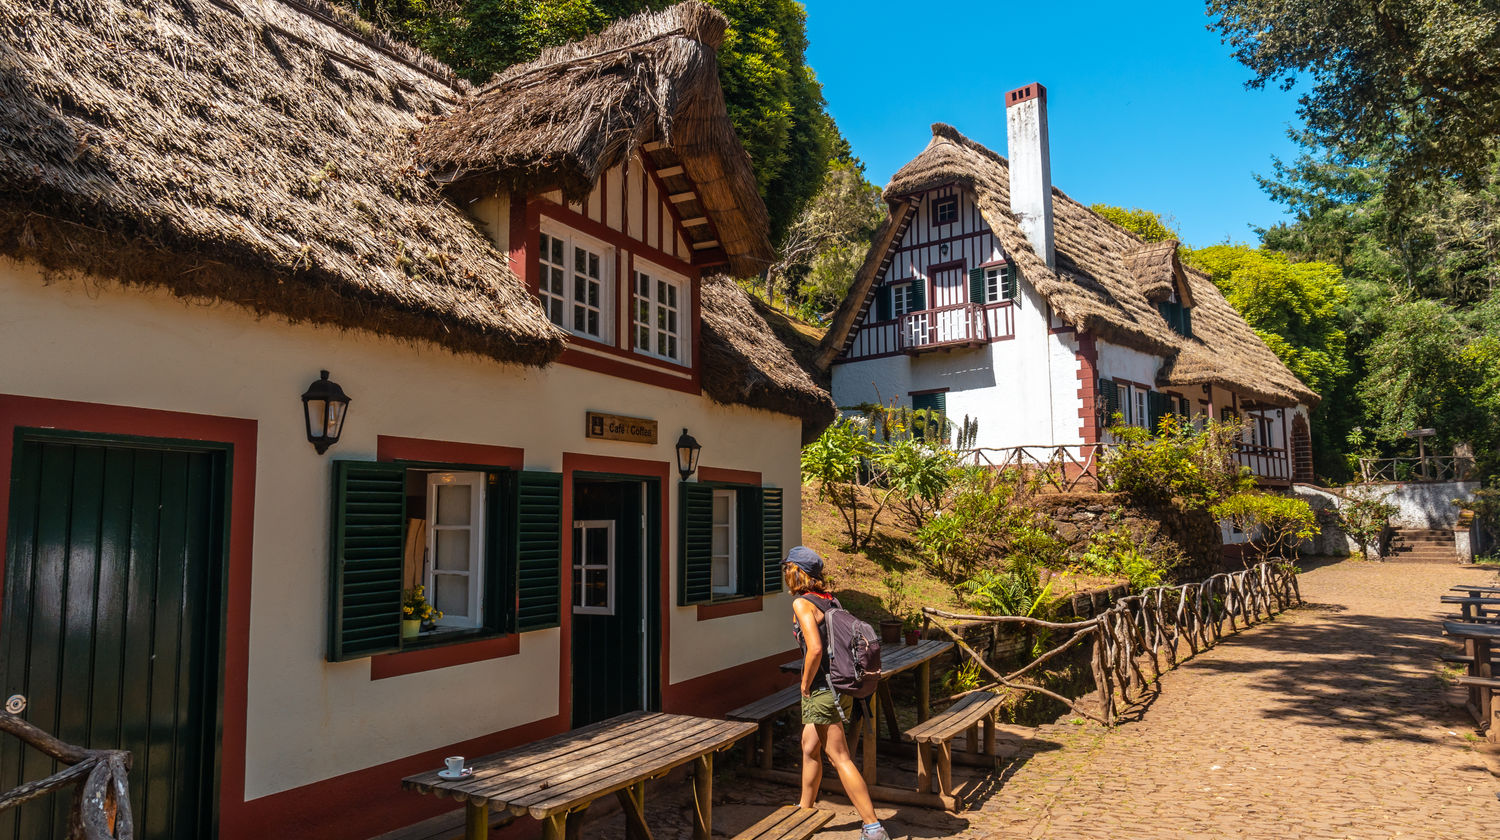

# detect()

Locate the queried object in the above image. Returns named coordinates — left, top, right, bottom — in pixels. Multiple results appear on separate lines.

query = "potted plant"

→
left=881, top=572, right=912, bottom=645
left=401, top=585, right=442, bottom=640
left=901, top=612, right=922, bottom=646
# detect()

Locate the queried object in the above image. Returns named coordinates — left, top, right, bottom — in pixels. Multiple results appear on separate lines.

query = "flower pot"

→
left=401, top=618, right=421, bottom=640
left=904, top=628, right=920, bottom=646
left=879, top=619, right=902, bottom=645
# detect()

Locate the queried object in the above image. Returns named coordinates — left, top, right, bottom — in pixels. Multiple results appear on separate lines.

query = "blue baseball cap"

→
left=783, top=546, right=824, bottom=580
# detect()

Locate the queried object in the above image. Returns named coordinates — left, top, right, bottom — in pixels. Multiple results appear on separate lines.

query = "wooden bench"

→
left=730, top=805, right=834, bottom=840
left=1457, top=675, right=1500, bottom=739
left=902, top=691, right=1005, bottom=811
left=727, top=685, right=803, bottom=771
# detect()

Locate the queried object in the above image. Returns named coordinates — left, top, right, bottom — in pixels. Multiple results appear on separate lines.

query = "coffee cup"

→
left=444, top=756, right=464, bottom=774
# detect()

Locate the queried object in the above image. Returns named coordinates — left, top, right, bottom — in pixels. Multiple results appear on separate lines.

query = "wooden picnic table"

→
left=779, top=639, right=953, bottom=800
left=1442, top=621, right=1500, bottom=741
left=402, top=711, right=755, bottom=840
left=1439, top=595, right=1500, bottom=622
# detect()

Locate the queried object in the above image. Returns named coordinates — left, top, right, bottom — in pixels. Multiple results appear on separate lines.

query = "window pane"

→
left=587, top=310, right=599, bottom=335
left=586, top=526, right=610, bottom=566
left=573, top=305, right=586, bottom=332
left=589, top=253, right=599, bottom=277
left=666, top=284, right=677, bottom=307
left=667, top=336, right=677, bottom=358
left=433, top=574, right=468, bottom=615
left=712, top=525, right=729, bottom=557
left=435, top=530, right=471, bottom=570
left=587, top=281, right=598, bottom=307
left=711, top=557, right=729, bottom=588
left=584, top=569, right=608, bottom=608
left=551, top=237, right=563, bottom=264
left=549, top=299, right=563, bottom=324
left=435, top=484, right=471, bottom=526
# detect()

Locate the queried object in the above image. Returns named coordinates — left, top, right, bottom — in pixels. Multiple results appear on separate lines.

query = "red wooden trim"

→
left=697, top=466, right=762, bottom=485
left=976, top=257, right=1010, bottom=269
left=558, top=347, right=699, bottom=395
left=925, top=259, right=966, bottom=275
left=891, top=229, right=990, bottom=256
left=662, top=647, right=799, bottom=717
left=561, top=453, right=672, bottom=724
left=0, top=395, right=258, bottom=837
left=1049, top=325, right=1077, bottom=334
left=375, top=436, right=524, bottom=469
left=538, top=200, right=696, bottom=277
left=561, top=330, right=694, bottom=377
left=929, top=194, right=959, bottom=227
left=696, top=597, right=764, bottom=621
left=1075, top=333, right=1100, bottom=444
left=370, top=634, right=521, bottom=680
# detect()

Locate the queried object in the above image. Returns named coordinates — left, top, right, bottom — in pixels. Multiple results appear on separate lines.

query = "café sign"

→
left=585, top=411, right=658, bottom=445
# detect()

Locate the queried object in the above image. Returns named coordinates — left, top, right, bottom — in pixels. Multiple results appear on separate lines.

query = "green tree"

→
left=1357, top=298, right=1490, bottom=452
left=1208, top=0, right=1500, bottom=201
left=769, top=158, right=886, bottom=313
left=1090, top=204, right=1179, bottom=242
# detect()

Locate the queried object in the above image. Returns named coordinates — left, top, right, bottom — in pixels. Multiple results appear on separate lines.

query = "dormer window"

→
left=539, top=228, right=613, bottom=343
left=932, top=196, right=959, bottom=226
left=1158, top=299, right=1192, bottom=338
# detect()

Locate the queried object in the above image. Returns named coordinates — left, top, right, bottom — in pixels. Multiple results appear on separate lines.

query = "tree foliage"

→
left=332, top=0, right=837, bottom=243
left=1337, top=492, right=1397, bottom=560
left=1208, top=0, right=1500, bottom=201
left=768, top=157, right=885, bottom=315
left=1210, top=491, right=1319, bottom=566
left=1100, top=415, right=1255, bottom=511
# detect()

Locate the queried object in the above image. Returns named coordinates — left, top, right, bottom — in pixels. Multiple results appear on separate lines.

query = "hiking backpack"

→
left=802, top=595, right=881, bottom=699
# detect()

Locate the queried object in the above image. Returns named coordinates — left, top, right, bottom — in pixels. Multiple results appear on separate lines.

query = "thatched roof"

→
left=0, top=0, right=566, bottom=366
left=825, top=124, right=1318, bottom=408
left=416, top=2, right=773, bottom=277
left=700, top=278, right=837, bottom=444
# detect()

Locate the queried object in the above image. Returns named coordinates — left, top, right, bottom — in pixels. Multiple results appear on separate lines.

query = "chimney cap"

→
left=1006, top=83, right=1046, bottom=107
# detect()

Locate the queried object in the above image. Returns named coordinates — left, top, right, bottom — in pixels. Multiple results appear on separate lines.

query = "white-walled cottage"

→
left=0, top=2, right=831, bottom=839
left=821, top=84, right=1318, bottom=487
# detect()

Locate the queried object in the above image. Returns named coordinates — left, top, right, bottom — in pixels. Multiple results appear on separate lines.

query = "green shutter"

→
left=329, top=461, right=406, bottom=662
left=911, top=391, right=946, bottom=415
left=1181, top=306, right=1193, bottom=338
left=1003, top=264, right=1019, bottom=300
left=969, top=267, right=985, bottom=304
left=761, top=487, right=784, bottom=593
left=679, top=482, right=714, bottom=605
left=1148, top=392, right=1171, bottom=432
left=875, top=285, right=893, bottom=321
left=515, top=470, right=563, bottom=631
left=733, top=488, right=765, bottom=597
left=910, top=278, right=926, bottom=311
left=1099, top=378, right=1120, bottom=424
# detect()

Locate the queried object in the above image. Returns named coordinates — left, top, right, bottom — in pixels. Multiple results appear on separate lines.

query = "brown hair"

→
left=782, top=563, right=828, bottom=595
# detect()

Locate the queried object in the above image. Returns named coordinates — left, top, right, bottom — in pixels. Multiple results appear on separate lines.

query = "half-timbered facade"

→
left=822, top=84, right=1318, bottom=487
left=0, top=3, right=831, bottom=840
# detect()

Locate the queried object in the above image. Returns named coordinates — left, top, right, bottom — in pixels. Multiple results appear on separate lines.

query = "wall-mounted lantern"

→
left=675, top=428, right=702, bottom=481
left=302, top=370, right=351, bottom=455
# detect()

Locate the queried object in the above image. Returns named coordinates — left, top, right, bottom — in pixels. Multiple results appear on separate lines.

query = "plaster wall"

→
left=0, top=259, right=800, bottom=799
left=1345, top=480, right=1478, bottom=529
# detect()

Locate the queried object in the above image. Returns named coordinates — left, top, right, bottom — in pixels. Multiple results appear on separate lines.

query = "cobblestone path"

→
left=596, top=558, right=1500, bottom=839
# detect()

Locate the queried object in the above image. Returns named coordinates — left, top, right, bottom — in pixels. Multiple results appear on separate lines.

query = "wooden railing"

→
left=1235, top=443, right=1289, bottom=483
left=898, top=303, right=989, bottom=352
left=1358, top=455, right=1476, bottom=483
left=0, top=710, right=132, bottom=839
left=922, top=561, right=1302, bottom=727
left=960, top=444, right=1111, bottom=492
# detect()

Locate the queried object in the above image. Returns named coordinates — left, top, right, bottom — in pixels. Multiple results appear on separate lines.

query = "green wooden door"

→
left=1, top=436, right=225, bottom=840
left=570, top=478, right=659, bottom=727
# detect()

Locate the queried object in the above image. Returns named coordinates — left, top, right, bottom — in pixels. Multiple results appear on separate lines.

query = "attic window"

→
left=932, top=196, right=959, bottom=226
left=1158, top=300, right=1193, bottom=338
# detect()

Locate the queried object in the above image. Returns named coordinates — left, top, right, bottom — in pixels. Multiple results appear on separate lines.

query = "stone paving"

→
left=594, top=557, right=1500, bottom=839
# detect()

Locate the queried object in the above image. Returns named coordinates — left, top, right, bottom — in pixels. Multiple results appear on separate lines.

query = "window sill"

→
left=370, top=630, right=520, bottom=680
left=696, top=595, right=766, bottom=621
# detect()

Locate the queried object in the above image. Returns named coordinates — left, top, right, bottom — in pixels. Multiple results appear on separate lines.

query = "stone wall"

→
left=1033, top=491, right=1223, bottom=582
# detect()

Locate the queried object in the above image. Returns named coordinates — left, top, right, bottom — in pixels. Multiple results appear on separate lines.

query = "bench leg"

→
left=916, top=742, right=932, bottom=794
left=692, top=753, right=712, bottom=840
left=878, top=682, right=900, bottom=741
left=983, top=713, right=996, bottom=757
left=964, top=723, right=978, bottom=756
left=935, top=742, right=953, bottom=799
left=540, top=813, right=566, bottom=840
left=760, top=721, right=775, bottom=771
left=564, top=804, right=588, bottom=840
left=917, top=661, right=931, bottom=723
left=616, top=783, right=651, bottom=840
left=861, top=709, right=877, bottom=784
left=464, top=801, right=488, bottom=840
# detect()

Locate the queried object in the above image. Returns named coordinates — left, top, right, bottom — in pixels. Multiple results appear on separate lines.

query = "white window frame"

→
left=932, top=195, right=959, bottom=225
left=572, top=519, right=616, bottom=616
left=711, top=489, right=738, bottom=596
left=425, top=471, right=486, bottom=630
left=539, top=224, right=614, bottom=343
left=892, top=282, right=914, bottom=317
left=1115, top=383, right=1132, bottom=425
left=1134, top=389, right=1150, bottom=430
left=632, top=259, right=689, bottom=364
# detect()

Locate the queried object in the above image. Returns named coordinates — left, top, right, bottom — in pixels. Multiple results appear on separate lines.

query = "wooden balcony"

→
left=898, top=303, right=990, bottom=353
left=1236, top=443, right=1290, bottom=485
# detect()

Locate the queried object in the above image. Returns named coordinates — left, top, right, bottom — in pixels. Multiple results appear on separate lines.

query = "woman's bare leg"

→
left=820, top=721, right=879, bottom=824
left=799, top=724, right=825, bottom=808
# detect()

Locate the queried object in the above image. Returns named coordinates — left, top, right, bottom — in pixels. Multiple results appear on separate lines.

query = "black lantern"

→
left=301, top=370, right=350, bottom=454
left=675, top=428, right=702, bottom=481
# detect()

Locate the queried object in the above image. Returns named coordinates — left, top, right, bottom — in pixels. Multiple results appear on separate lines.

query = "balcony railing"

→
left=1236, top=443, right=1289, bottom=483
left=1358, top=455, right=1475, bottom=483
left=898, top=303, right=989, bottom=352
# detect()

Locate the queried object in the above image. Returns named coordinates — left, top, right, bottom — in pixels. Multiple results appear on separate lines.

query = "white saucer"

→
left=437, top=768, right=474, bottom=780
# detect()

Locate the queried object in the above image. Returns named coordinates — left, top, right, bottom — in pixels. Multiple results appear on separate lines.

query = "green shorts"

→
left=801, top=689, right=852, bottom=725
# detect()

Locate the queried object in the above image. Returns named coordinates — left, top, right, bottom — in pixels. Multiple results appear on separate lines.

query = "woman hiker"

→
left=784, top=546, right=891, bottom=840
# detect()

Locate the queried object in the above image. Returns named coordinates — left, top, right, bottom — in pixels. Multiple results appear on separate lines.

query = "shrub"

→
left=1075, top=525, right=1173, bottom=590
left=880, top=436, right=955, bottom=529
left=801, top=417, right=881, bottom=550
left=913, top=467, right=1063, bottom=580
left=1338, top=492, right=1398, bottom=559
left=958, top=558, right=1054, bottom=618
left=1211, top=491, right=1319, bottom=565
left=1101, top=415, right=1254, bottom=510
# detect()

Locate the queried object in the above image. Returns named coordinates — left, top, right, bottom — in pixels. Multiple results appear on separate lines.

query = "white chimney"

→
left=1006, top=83, right=1055, bottom=268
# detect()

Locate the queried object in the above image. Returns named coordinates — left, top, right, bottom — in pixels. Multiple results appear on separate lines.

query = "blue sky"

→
left=802, top=0, right=1305, bottom=247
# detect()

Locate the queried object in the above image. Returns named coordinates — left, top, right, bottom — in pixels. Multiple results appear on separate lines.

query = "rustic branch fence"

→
left=922, top=561, right=1302, bottom=726
left=0, top=710, right=132, bottom=839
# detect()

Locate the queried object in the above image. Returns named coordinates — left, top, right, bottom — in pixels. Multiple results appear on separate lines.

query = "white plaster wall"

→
left=1345, top=480, right=1478, bottom=529
left=468, top=193, right=511, bottom=254
left=1095, top=340, right=1160, bottom=390
left=829, top=354, right=911, bottom=412
left=0, top=260, right=801, bottom=798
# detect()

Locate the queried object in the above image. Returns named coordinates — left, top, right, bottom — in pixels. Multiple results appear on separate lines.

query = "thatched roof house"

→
left=824, top=123, right=1317, bottom=409
left=0, top=0, right=828, bottom=433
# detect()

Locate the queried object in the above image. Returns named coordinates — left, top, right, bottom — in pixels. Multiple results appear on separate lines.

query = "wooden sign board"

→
left=585, top=412, right=658, bottom=445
